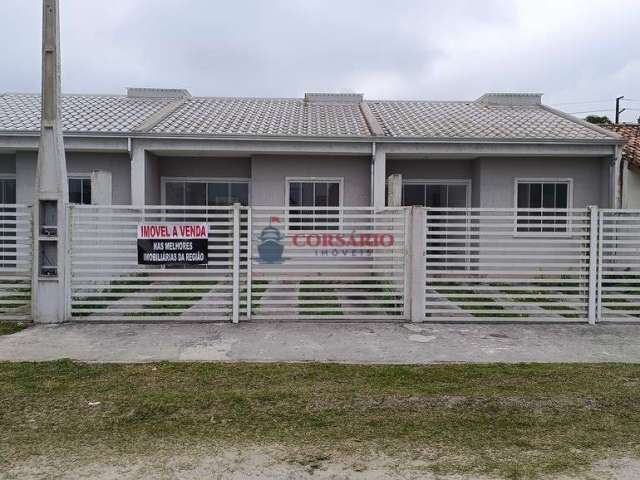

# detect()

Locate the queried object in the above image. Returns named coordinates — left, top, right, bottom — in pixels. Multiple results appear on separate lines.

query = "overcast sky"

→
left=1, top=0, right=639, bottom=122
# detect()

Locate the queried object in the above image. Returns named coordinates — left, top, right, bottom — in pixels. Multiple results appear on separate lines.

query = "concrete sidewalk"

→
left=1, top=322, right=640, bottom=363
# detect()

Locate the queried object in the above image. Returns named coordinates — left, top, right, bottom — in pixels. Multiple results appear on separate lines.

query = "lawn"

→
left=2, top=361, right=640, bottom=479
left=0, top=321, right=28, bottom=336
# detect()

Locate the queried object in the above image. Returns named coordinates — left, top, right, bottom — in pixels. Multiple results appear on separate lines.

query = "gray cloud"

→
left=1, top=0, right=638, bottom=121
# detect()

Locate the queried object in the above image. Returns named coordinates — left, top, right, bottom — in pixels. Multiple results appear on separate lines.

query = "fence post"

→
left=588, top=205, right=598, bottom=325
left=410, top=206, right=426, bottom=322
left=63, top=205, right=73, bottom=321
left=232, top=203, right=241, bottom=323
left=246, top=207, right=252, bottom=320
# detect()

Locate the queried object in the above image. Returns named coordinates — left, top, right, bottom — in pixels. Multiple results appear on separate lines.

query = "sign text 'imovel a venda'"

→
left=137, top=223, right=209, bottom=265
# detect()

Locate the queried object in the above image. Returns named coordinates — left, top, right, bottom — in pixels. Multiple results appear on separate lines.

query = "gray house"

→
left=0, top=89, right=625, bottom=210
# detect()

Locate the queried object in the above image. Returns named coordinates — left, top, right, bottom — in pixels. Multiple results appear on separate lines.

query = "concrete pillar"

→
left=372, top=147, right=386, bottom=208
left=410, top=206, right=426, bottom=322
left=612, top=146, right=623, bottom=209
left=387, top=173, right=402, bottom=207
left=131, top=145, right=145, bottom=206
left=91, top=170, right=112, bottom=205
left=32, top=0, right=68, bottom=323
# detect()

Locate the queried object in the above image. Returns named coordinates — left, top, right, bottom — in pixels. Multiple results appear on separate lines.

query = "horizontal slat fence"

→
left=599, top=209, right=640, bottom=322
left=247, top=207, right=408, bottom=321
left=0, top=204, right=32, bottom=321
left=424, top=208, right=592, bottom=322
left=69, top=205, right=248, bottom=322
left=65, top=205, right=640, bottom=324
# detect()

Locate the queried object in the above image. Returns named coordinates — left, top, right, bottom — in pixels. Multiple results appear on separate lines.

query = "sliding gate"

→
left=69, top=205, right=248, bottom=321
left=0, top=204, right=32, bottom=321
left=69, top=205, right=408, bottom=322
left=423, top=207, right=594, bottom=322
left=247, top=207, right=408, bottom=321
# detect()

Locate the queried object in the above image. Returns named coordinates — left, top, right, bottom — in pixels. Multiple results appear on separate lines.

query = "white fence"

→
left=247, top=207, right=408, bottom=321
left=422, top=208, right=594, bottom=322
left=69, top=205, right=247, bottom=322
left=38, top=204, right=640, bottom=324
left=598, top=210, right=640, bottom=322
left=0, top=205, right=32, bottom=321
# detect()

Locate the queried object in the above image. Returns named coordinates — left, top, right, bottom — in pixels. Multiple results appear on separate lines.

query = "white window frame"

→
left=513, top=177, right=574, bottom=236
left=160, top=177, right=251, bottom=206
left=402, top=179, right=472, bottom=208
left=67, top=174, right=92, bottom=205
left=0, top=174, right=16, bottom=205
left=285, top=176, right=344, bottom=231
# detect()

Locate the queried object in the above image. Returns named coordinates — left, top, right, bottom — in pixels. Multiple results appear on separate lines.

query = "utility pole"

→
left=32, top=0, right=69, bottom=323
left=615, top=96, right=626, bottom=124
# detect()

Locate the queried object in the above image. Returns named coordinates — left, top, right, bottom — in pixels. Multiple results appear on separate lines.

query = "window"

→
left=402, top=181, right=470, bottom=208
left=287, top=178, right=341, bottom=230
left=68, top=177, right=91, bottom=205
left=0, top=177, right=16, bottom=204
left=0, top=177, right=17, bottom=267
left=163, top=179, right=249, bottom=206
left=516, top=179, right=571, bottom=233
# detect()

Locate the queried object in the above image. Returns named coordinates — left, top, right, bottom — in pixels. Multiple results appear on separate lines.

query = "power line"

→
left=568, top=108, right=640, bottom=114
left=551, top=100, right=612, bottom=106
left=568, top=109, right=615, bottom=114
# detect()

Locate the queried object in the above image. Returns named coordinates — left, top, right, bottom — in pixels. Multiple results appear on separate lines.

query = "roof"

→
left=0, top=90, right=621, bottom=143
left=604, top=124, right=640, bottom=169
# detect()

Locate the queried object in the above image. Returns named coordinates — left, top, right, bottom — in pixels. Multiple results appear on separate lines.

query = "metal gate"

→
left=246, top=207, right=408, bottom=321
left=598, top=209, right=640, bottom=322
left=69, top=205, right=247, bottom=321
left=423, top=207, right=594, bottom=322
left=0, top=204, right=32, bottom=321
left=66, top=204, right=640, bottom=324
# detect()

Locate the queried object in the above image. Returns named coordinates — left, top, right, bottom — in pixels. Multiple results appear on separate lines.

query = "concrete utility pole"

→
left=615, top=96, right=626, bottom=124
left=32, top=0, right=68, bottom=323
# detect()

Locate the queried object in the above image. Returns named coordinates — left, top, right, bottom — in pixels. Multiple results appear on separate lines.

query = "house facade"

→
left=0, top=89, right=624, bottom=211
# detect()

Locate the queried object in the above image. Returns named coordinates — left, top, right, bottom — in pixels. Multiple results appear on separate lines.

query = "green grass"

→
left=2, top=361, right=640, bottom=479
left=0, top=321, right=28, bottom=336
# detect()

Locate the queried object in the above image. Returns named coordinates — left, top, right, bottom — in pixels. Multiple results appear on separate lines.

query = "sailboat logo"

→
left=257, top=216, right=285, bottom=264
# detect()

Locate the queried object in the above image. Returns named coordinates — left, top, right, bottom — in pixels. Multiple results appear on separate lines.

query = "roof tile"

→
left=366, top=100, right=613, bottom=140
left=0, top=92, right=620, bottom=142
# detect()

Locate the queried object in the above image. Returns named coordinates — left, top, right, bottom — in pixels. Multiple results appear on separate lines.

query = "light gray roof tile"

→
left=149, top=97, right=371, bottom=136
left=0, top=93, right=176, bottom=133
left=366, top=100, right=613, bottom=140
left=0, top=92, right=618, bottom=142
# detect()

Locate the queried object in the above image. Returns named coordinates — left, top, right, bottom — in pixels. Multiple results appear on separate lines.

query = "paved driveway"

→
left=1, top=322, right=640, bottom=363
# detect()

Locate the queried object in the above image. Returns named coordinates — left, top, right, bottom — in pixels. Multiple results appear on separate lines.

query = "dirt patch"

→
left=4, top=449, right=640, bottom=480
left=0, top=447, right=494, bottom=480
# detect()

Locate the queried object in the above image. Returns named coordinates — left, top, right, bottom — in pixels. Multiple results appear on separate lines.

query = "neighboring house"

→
left=603, top=124, right=640, bottom=208
left=0, top=89, right=625, bottom=212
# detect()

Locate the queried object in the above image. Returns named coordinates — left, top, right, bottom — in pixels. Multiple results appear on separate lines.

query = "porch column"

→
left=131, top=145, right=145, bottom=205
left=372, top=147, right=386, bottom=208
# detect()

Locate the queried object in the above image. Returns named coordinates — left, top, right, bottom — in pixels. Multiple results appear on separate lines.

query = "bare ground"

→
left=3, top=449, right=640, bottom=480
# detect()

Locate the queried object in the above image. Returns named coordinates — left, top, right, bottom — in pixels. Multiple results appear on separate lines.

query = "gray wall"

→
left=12, top=151, right=132, bottom=205
left=623, top=164, right=640, bottom=208
left=152, top=156, right=252, bottom=204
left=67, top=152, right=132, bottom=205
left=387, top=159, right=473, bottom=180
left=386, top=156, right=610, bottom=208
left=145, top=152, right=160, bottom=205
left=475, top=157, right=610, bottom=208
left=251, top=155, right=371, bottom=206
left=0, top=154, right=16, bottom=174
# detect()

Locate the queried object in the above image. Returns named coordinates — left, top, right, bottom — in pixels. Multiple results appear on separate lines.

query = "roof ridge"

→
left=539, top=104, right=625, bottom=142
left=134, top=98, right=190, bottom=133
